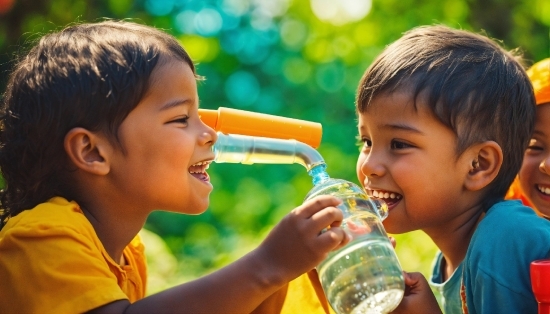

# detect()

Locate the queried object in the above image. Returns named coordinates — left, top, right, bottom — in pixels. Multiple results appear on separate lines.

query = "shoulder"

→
left=3, top=196, right=88, bottom=226
left=465, top=199, right=550, bottom=275
left=469, top=200, right=550, bottom=255
left=461, top=201, right=545, bottom=312
left=463, top=200, right=550, bottom=294
left=0, top=197, right=96, bottom=242
left=476, top=200, right=550, bottom=240
left=0, top=197, right=131, bottom=313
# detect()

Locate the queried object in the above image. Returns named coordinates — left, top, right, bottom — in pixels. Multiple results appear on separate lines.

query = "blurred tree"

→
left=0, top=0, right=548, bottom=289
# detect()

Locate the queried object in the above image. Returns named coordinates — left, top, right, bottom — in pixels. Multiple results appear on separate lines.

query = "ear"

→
left=463, top=141, right=503, bottom=191
left=64, top=127, right=112, bottom=175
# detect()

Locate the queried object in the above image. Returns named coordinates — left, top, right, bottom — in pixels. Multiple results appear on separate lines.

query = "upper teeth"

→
left=189, top=161, right=211, bottom=173
left=537, top=185, right=550, bottom=196
left=371, top=190, right=401, bottom=199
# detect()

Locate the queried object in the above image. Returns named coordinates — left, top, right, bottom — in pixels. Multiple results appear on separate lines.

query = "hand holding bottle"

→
left=252, top=195, right=350, bottom=285
left=390, top=271, right=442, bottom=314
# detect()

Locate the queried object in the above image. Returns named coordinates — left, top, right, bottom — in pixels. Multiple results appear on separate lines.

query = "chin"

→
left=382, top=217, right=410, bottom=235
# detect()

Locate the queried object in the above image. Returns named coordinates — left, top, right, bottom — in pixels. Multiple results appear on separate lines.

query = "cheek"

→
left=356, top=155, right=366, bottom=182
left=518, top=156, right=540, bottom=190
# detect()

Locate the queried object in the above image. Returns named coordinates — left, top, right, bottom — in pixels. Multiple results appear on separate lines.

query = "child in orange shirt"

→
left=0, top=20, right=349, bottom=313
left=506, top=58, right=550, bottom=219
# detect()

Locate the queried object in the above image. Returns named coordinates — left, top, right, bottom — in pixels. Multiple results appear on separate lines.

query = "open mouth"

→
left=365, top=188, right=402, bottom=207
left=189, top=160, right=212, bottom=182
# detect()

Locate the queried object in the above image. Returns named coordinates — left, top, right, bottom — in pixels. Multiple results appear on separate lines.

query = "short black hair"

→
left=356, top=25, right=536, bottom=207
left=0, top=20, right=195, bottom=227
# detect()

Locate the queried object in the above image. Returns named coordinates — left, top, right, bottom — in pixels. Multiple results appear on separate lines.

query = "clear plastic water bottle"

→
left=211, top=133, right=405, bottom=313
left=306, top=165, right=405, bottom=314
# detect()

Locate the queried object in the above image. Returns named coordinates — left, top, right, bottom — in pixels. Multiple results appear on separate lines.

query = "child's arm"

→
left=88, top=195, right=348, bottom=314
left=390, top=271, right=442, bottom=314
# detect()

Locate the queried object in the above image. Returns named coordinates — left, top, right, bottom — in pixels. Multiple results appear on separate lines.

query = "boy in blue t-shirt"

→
left=355, top=25, right=550, bottom=313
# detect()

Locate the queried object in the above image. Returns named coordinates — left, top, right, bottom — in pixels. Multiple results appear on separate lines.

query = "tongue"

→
left=191, top=172, right=209, bottom=181
left=381, top=198, right=399, bottom=206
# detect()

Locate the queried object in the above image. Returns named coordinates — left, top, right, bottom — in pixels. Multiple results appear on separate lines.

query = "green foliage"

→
left=0, top=0, right=547, bottom=294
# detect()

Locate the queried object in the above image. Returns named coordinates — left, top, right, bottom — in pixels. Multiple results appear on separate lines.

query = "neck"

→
left=80, top=199, right=148, bottom=264
left=424, top=207, right=485, bottom=281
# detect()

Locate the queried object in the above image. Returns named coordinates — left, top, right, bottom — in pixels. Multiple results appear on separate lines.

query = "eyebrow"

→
left=380, top=123, right=424, bottom=135
left=159, top=99, right=192, bottom=111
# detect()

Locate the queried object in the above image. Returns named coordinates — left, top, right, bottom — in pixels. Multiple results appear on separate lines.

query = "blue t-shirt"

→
left=430, top=200, right=550, bottom=314
left=429, top=252, right=463, bottom=314
left=462, top=200, right=550, bottom=314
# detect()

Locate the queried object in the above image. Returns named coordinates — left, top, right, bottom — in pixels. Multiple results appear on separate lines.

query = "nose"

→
left=199, top=122, right=218, bottom=146
left=540, top=154, right=550, bottom=175
left=358, top=151, right=386, bottom=179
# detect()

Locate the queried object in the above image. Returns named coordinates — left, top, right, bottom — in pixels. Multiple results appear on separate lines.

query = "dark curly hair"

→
left=356, top=25, right=536, bottom=209
left=0, top=20, right=195, bottom=228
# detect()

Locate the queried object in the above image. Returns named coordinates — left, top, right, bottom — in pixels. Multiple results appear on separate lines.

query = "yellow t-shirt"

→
left=0, top=197, right=147, bottom=313
left=251, top=270, right=336, bottom=314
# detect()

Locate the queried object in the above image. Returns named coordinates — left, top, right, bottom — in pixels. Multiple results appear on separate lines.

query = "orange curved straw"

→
left=199, top=107, right=323, bottom=148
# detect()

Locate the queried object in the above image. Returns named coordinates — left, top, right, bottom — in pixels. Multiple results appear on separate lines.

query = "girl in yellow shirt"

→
left=0, top=20, right=349, bottom=313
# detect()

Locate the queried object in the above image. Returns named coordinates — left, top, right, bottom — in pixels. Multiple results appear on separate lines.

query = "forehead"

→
left=139, top=60, right=198, bottom=110
left=357, top=91, right=447, bottom=134
left=358, top=91, right=421, bottom=121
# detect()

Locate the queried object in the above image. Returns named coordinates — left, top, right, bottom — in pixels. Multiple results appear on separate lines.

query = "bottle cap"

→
left=199, top=107, right=322, bottom=148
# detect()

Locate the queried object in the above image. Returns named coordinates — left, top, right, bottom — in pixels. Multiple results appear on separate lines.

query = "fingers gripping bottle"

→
left=306, top=165, right=405, bottom=314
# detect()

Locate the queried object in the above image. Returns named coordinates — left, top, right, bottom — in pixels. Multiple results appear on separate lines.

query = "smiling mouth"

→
left=189, top=161, right=212, bottom=181
left=365, top=188, right=402, bottom=207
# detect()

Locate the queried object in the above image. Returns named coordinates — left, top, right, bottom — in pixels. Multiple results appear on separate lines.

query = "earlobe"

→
left=464, top=141, right=503, bottom=191
left=64, top=127, right=111, bottom=175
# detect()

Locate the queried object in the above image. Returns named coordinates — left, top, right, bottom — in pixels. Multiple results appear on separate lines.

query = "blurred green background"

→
left=0, top=0, right=548, bottom=295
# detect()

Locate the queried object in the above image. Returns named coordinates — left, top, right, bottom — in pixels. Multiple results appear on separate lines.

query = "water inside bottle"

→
left=317, top=232, right=404, bottom=314
left=306, top=164, right=404, bottom=314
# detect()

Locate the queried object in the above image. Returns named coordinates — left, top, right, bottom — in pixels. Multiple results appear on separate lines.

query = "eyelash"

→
left=391, top=140, right=412, bottom=149
left=527, top=145, right=543, bottom=151
left=356, top=136, right=371, bottom=148
left=170, top=116, right=189, bottom=124
left=355, top=136, right=413, bottom=150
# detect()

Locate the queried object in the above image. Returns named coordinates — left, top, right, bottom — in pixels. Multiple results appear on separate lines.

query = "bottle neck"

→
left=309, top=164, right=330, bottom=186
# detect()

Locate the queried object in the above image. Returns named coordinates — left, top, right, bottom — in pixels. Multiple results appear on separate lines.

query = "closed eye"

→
left=527, top=138, right=544, bottom=152
left=527, top=145, right=543, bottom=151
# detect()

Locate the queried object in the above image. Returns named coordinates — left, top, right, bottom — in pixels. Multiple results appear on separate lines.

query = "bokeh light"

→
left=0, top=0, right=14, bottom=14
left=194, top=7, right=223, bottom=36
left=145, top=0, right=175, bottom=16
left=224, top=70, right=260, bottom=107
left=311, top=0, right=372, bottom=26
